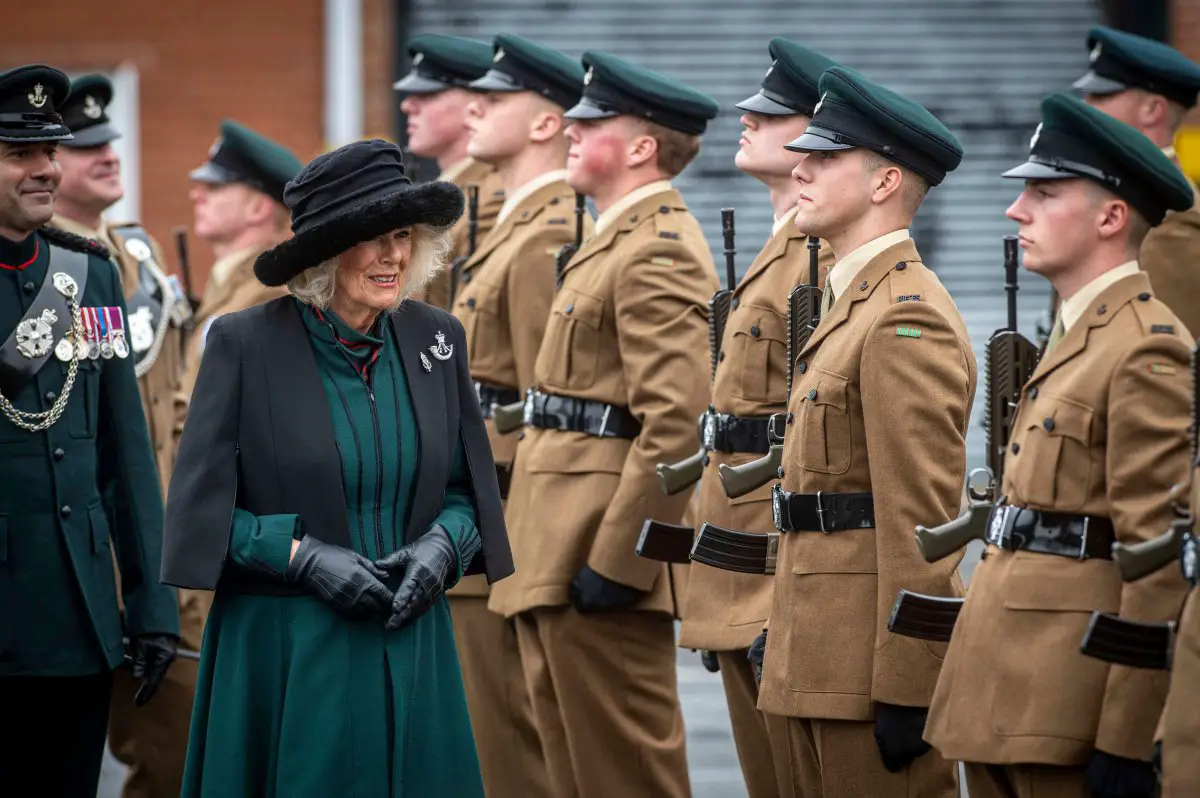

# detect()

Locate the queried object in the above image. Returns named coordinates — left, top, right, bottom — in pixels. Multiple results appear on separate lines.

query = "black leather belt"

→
left=701, top=410, right=771, bottom=455
left=986, top=504, right=1114, bottom=560
left=522, top=390, right=641, bottom=440
left=495, top=462, right=512, bottom=500
left=475, top=381, right=520, bottom=420
left=771, top=485, right=875, bottom=533
left=1182, top=534, right=1198, bottom=587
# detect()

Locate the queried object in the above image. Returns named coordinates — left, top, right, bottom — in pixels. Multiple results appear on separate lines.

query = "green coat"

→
left=182, top=301, right=484, bottom=798
left=0, top=229, right=178, bottom=677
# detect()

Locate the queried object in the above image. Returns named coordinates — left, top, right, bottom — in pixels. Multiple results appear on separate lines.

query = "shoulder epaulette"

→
left=653, top=204, right=682, bottom=240
left=888, top=261, right=924, bottom=304
left=40, top=226, right=111, bottom=259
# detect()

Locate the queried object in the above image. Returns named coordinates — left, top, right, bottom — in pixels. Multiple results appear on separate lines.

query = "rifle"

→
left=171, top=226, right=199, bottom=314
left=914, top=235, right=1037, bottom=562
left=690, top=522, right=779, bottom=575
left=556, top=192, right=587, bottom=289
left=656, top=209, right=737, bottom=497
left=886, top=590, right=963, bottom=642
left=1080, top=612, right=1174, bottom=671
left=718, top=236, right=822, bottom=499
left=448, top=184, right=480, bottom=305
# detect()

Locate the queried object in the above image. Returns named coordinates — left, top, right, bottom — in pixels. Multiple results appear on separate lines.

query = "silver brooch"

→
left=420, top=352, right=432, bottom=373
left=429, top=330, right=454, bottom=361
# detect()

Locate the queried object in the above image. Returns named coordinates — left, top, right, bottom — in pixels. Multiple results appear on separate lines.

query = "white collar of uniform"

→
left=497, top=169, right=569, bottom=227
left=772, top=205, right=799, bottom=237
left=1060, top=260, right=1140, bottom=333
left=438, top=156, right=476, bottom=184
left=826, top=228, right=911, bottom=300
left=594, top=180, right=673, bottom=236
left=209, top=245, right=263, bottom=290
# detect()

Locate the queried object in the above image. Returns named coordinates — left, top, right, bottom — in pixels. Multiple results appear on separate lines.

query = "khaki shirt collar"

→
left=438, top=157, right=476, bottom=184
left=772, top=205, right=799, bottom=237
left=1060, top=260, right=1140, bottom=333
left=594, top=180, right=673, bottom=236
left=827, top=228, right=911, bottom=300
left=210, top=245, right=263, bottom=290
left=497, top=169, right=569, bottom=226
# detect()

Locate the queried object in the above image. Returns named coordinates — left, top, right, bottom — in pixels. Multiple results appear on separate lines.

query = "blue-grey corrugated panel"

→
left=409, top=0, right=1100, bottom=466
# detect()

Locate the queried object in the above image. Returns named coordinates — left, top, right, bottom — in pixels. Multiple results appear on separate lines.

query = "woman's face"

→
left=334, top=227, right=413, bottom=314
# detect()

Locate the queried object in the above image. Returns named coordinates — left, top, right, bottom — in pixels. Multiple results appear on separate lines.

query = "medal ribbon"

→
left=97, top=308, right=109, bottom=346
left=83, top=307, right=96, bottom=346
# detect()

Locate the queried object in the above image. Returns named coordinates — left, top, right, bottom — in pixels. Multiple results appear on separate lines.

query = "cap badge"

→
left=82, top=95, right=103, bottom=120
left=207, top=136, right=223, bottom=158
left=429, top=330, right=454, bottom=361
left=27, top=83, right=47, bottom=109
left=813, top=92, right=827, bottom=115
left=494, top=48, right=506, bottom=63
left=412, top=53, right=425, bottom=66
left=764, top=62, right=775, bottom=79
left=584, top=67, right=594, bottom=86
left=1029, top=122, right=1043, bottom=152
left=1090, top=42, right=1102, bottom=64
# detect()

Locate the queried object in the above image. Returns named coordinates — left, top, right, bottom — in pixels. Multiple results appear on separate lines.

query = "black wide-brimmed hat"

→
left=254, top=139, right=464, bottom=287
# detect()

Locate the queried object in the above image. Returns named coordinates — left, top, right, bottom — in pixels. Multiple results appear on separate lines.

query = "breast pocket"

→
left=536, top=288, right=605, bottom=390
left=731, top=306, right=788, bottom=403
left=1008, top=397, right=1093, bottom=511
left=457, top=280, right=503, bottom=372
left=64, top=360, right=101, bottom=440
left=798, top=369, right=852, bottom=475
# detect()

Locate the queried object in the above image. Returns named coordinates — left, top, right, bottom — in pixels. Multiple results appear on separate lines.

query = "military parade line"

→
left=1, top=21, right=1199, bottom=798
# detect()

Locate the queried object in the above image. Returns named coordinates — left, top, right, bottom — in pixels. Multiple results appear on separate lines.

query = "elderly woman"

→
left=161, top=139, right=512, bottom=797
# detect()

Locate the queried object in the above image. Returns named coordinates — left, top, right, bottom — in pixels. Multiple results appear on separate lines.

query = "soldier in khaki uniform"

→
left=488, top=51, right=719, bottom=798
left=182, top=119, right=301, bottom=396
left=676, top=39, right=836, bottom=798
left=1073, top=26, right=1200, bottom=341
left=1159, top=490, right=1200, bottom=797
left=396, top=34, right=505, bottom=310
left=447, top=34, right=592, bottom=798
left=925, top=93, right=1196, bottom=798
left=49, top=75, right=192, bottom=798
left=754, top=67, right=970, bottom=797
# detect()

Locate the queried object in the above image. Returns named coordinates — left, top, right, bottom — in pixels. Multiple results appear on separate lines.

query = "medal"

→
left=55, top=336, right=75, bottom=362
left=15, top=308, right=57, bottom=359
left=107, top=308, right=129, bottom=359
left=86, top=308, right=101, bottom=360
left=98, top=308, right=113, bottom=359
left=52, top=272, right=78, bottom=299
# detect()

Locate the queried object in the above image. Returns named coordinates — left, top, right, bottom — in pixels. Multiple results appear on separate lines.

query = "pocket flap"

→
left=1001, top=553, right=1120, bottom=612
left=732, top=305, right=787, bottom=343
left=1022, top=397, right=1093, bottom=443
left=526, top=434, right=628, bottom=475
left=807, top=370, right=849, bottom=410
left=556, top=289, right=604, bottom=331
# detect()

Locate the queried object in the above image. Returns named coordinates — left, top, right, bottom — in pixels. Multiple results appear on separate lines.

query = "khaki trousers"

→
left=515, top=606, right=690, bottom=798
left=963, top=762, right=1088, bottom=798
left=717, top=649, right=794, bottom=798
left=107, top=589, right=208, bottom=798
left=449, top=596, right=553, bottom=798
left=787, top=716, right=958, bottom=798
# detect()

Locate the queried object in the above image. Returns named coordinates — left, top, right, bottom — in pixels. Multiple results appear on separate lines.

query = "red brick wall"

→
left=4, top=0, right=330, bottom=291
left=1174, top=0, right=1200, bottom=124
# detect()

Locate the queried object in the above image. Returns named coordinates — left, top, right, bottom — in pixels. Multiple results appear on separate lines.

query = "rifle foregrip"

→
left=914, top=504, right=992, bottom=563
left=718, top=445, right=782, bottom=499
left=491, top=402, right=526, bottom=435
left=656, top=448, right=706, bottom=496
left=1114, top=530, right=1181, bottom=582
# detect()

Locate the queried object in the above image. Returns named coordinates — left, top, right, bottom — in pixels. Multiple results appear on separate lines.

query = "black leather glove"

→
left=1086, top=749, right=1157, bottom=798
left=286, top=535, right=393, bottom=617
left=569, top=565, right=645, bottom=613
left=374, top=526, right=458, bottom=631
left=700, top=650, right=721, bottom=673
left=873, top=703, right=933, bottom=773
left=130, top=634, right=178, bottom=707
left=747, top=631, right=767, bottom=684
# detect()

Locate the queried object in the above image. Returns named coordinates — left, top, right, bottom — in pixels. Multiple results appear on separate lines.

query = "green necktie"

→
left=820, top=286, right=836, bottom=316
left=1045, top=315, right=1066, bottom=353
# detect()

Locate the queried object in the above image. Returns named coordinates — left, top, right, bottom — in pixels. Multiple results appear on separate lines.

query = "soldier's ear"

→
left=529, top=110, right=564, bottom=145
left=626, top=130, right=659, bottom=170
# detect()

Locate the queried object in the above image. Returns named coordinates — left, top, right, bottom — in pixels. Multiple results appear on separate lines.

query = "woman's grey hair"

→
left=287, top=223, right=453, bottom=310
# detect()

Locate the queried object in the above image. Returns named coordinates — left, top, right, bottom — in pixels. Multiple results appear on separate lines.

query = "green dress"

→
left=181, top=301, right=484, bottom=798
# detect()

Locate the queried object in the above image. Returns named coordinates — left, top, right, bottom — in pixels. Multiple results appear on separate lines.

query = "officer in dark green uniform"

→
left=0, top=65, right=179, bottom=797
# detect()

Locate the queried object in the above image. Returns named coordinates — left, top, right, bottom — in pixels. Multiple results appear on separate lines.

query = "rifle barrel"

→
left=721, top=208, right=736, bottom=291
left=171, top=226, right=193, bottom=301
left=1004, top=234, right=1019, bottom=332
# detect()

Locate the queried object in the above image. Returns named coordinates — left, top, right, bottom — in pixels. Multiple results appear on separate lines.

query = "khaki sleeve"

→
left=586, top=243, right=717, bottom=590
left=860, top=301, right=973, bottom=707
left=505, top=222, right=573, bottom=391
left=1095, top=334, right=1193, bottom=761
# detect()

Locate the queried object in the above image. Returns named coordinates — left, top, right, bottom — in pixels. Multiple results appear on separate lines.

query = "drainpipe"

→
left=324, top=0, right=363, bottom=149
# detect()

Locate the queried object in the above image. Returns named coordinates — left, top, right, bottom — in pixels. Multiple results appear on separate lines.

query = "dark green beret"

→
left=189, top=119, right=303, bottom=205
left=786, top=66, right=963, bottom=186
left=394, top=34, right=494, bottom=96
left=1003, top=92, right=1192, bottom=226
left=565, top=51, right=719, bottom=135
left=737, top=38, right=838, bottom=117
left=60, top=74, right=120, bottom=149
left=0, top=64, right=72, bottom=144
left=1074, top=26, right=1200, bottom=109
left=470, top=34, right=585, bottom=112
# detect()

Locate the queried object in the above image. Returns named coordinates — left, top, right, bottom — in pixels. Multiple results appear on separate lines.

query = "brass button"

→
left=808, top=388, right=818, bottom=401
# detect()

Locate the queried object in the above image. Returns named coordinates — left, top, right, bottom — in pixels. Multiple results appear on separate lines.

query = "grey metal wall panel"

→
left=407, top=0, right=1101, bottom=465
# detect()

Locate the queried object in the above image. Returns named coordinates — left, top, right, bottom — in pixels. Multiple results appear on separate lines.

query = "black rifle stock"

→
left=914, top=236, right=1036, bottom=561
left=886, top=591, right=964, bottom=642
left=447, top=184, right=480, bottom=304
left=690, top=523, right=779, bottom=575
left=555, top=193, right=587, bottom=289
left=1080, top=612, right=1174, bottom=670
left=635, top=519, right=695, bottom=564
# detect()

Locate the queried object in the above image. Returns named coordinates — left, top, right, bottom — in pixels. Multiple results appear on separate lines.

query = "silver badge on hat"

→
left=413, top=53, right=425, bottom=66
left=124, top=238, right=152, bottom=262
left=764, top=61, right=776, bottom=79
left=28, top=83, right=47, bottom=109
left=584, top=67, right=594, bottom=86
left=1029, top=122, right=1043, bottom=152
left=16, top=309, right=57, bottom=359
left=1090, top=42, right=1102, bottom=64
left=429, top=331, right=454, bottom=361
left=83, top=96, right=103, bottom=120
left=813, top=92, right=827, bottom=115
left=494, top=48, right=506, bottom=63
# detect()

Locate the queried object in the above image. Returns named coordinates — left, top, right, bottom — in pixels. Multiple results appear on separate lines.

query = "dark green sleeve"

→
left=96, top=257, right=180, bottom=639
left=434, top=438, right=481, bottom=584
left=228, top=508, right=299, bottom=579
